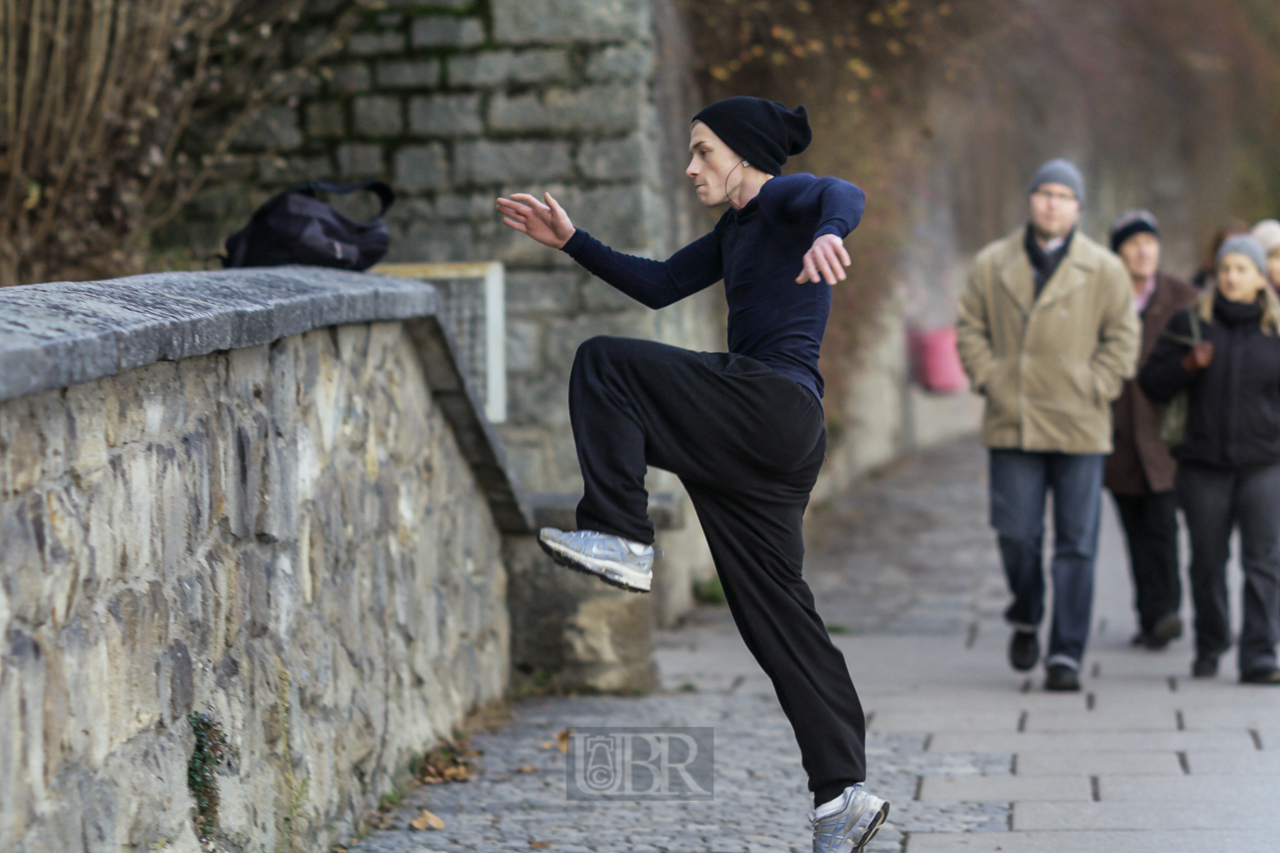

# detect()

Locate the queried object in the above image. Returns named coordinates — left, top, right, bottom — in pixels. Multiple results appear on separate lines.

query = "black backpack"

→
left=221, top=180, right=395, bottom=271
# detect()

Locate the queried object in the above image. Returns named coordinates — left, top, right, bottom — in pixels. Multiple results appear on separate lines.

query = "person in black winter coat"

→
left=1139, top=235, right=1280, bottom=684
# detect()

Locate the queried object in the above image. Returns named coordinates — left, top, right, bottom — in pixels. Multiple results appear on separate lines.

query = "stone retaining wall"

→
left=0, top=268, right=528, bottom=853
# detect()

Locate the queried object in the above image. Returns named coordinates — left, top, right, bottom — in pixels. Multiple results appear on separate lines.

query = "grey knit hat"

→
left=1217, top=234, right=1269, bottom=277
left=1028, top=158, right=1085, bottom=203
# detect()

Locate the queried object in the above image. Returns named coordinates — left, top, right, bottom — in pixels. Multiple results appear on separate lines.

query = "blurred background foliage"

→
left=0, top=0, right=360, bottom=286
left=681, top=0, right=1280, bottom=407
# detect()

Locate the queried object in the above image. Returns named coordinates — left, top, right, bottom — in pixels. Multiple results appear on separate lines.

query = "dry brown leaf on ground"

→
left=517, top=764, right=537, bottom=773
left=530, top=842, right=551, bottom=849
left=409, top=809, right=445, bottom=831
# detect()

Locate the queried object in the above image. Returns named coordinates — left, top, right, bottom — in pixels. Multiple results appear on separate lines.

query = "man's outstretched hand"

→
left=797, top=233, right=851, bottom=285
left=496, top=192, right=576, bottom=249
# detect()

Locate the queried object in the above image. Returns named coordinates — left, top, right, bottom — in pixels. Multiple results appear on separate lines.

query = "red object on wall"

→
left=908, top=325, right=968, bottom=394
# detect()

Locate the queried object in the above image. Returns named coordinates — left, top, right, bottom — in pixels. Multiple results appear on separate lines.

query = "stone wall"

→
left=0, top=268, right=527, bottom=853
left=173, top=0, right=721, bottom=624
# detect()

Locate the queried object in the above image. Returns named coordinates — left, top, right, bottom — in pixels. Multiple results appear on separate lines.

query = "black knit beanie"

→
left=692, top=96, right=812, bottom=176
left=1109, top=209, right=1159, bottom=253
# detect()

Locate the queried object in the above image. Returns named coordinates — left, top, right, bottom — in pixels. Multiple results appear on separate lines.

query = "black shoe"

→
left=1009, top=630, right=1039, bottom=672
left=1044, top=663, right=1081, bottom=692
left=1192, top=656, right=1219, bottom=678
left=1240, top=667, right=1280, bottom=685
left=1145, top=614, right=1183, bottom=649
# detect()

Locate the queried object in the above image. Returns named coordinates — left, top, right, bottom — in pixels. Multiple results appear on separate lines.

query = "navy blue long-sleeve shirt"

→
left=561, top=172, right=865, bottom=400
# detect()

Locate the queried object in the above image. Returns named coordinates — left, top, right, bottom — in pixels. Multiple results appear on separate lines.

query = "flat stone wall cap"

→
left=0, top=264, right=529, bottom=532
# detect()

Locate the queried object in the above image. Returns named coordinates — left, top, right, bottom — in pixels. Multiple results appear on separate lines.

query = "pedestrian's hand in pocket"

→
left=1181, top=340, right=1214, bottom=373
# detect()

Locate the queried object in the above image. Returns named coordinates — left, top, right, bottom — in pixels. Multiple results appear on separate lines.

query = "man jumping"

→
left=497, top=96, right=888, bottom=853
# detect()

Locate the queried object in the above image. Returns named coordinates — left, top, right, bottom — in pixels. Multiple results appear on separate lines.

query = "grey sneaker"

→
left=809, top=784, right=889, bottom=853
left=537, top=528, right=654, bottom=593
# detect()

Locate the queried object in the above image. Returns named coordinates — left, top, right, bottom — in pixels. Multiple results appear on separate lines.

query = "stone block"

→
left=257, top=154, right=335, bottom=183
left=233, top=105, right=303, bottom=152
left=505, top=271, right=578, bottom=314
left=409, top=94, right=483, bottom=136
left=328, top=63, right=371, bottom=94
left=375, top=59, right=441, bottom=89
left=506, top=319, right=541, bottom=374
left=585, top=43, right=652, bottom=81
left=347, top=30, right=406, bottom=56
left=580, top=275, right=644, bottom=311
left=399, top=221, right=476, bottom=262
left=447, top=49, right=571, bottom=87
left=429, top=192, right=499, bottom=222
left=411, top=16, right=485, bottom=49
left=394, top=144, right=448, bottom=192
left=453, top=140, right=573, bottom=185
left=381, top=0, right=471, bottom=6
left=488, top=84, right=642, bottom=135
left=354, top=95, right=404, bottom=136
left=306, top=100, right=346, bottom=137
left=572, top=184, right=648, bottom=248
left=577, top=135, right=644, bottom=180
left=337, top=143, right=384, bottom=176
left=493, top=0, right=646, bottom=44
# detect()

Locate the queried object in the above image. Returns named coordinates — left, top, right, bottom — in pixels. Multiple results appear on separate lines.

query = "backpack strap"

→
left=299, top=180, right=396, bottom=219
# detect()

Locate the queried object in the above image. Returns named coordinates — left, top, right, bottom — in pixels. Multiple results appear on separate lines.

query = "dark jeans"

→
left=1176, top=462, right=1280, bottom=673
left=989, top=449, right=1105, bottom=668
left=569, top=336, right=864, bottom=806
left=1111, top=490, right=1182, bottom=635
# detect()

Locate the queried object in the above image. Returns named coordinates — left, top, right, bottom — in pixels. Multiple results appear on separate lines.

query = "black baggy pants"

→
left=1110, top=491, right=1182, bottom=636
left=1177, top=462, right=1280, bottom=673
left=569, top=336, right=866, bottom=804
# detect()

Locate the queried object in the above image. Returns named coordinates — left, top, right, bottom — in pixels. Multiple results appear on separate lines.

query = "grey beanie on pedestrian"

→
left=1028, top=158, right=1085, bottom=203
left=1217, top=234, right=1269, bottom=277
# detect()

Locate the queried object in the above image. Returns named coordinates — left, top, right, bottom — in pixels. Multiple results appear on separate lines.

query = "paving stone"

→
left=906, top=830, right=1280, bottom=853
left=1014, top=799, right=1280, bottom=831
left=411, top=16, right=485, bottom=49
left=1182, top=748, right=1280, bottom=774
left=1097, top=773, right=1280, bottom=801
left=869, top=710, right=1020, bottom=733
left=929, top=729, right=1253, bottom=753
left=919, top=775, right=1090, bottom=802
left=1014, top=750, right=1184, bottom=777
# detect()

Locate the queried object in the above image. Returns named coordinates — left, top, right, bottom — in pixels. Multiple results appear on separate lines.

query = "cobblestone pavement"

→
left=348, top=435, right=1280, bottom=853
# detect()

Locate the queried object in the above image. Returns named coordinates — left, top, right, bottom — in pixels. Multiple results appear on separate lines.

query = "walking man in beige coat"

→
left=957, top=159, right=1140, bottom=691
